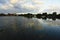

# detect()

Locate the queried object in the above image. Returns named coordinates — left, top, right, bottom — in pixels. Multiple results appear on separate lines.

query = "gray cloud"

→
left=0, top=0, right=9, bottom=4
left=0, top=0, right=7, bottom=4
left=0, top=0, right=40, bottom=13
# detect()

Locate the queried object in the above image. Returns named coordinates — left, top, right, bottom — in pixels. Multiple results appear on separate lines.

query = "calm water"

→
left=0, top=16, right=60, bottom=40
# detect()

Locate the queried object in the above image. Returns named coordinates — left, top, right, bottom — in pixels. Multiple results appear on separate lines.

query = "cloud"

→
left=0, top=4, right=14, bottom=10
left=32, top=0, right=44, bottom=4
left=10, top=0, right=19, bottom=4
left=0, top=0, right=7, bottom=4
left=0, top=0, right=39, bottom=13
left=0, top=0, right=60, bottom=13
left=21, top=3, right=36, bottom=10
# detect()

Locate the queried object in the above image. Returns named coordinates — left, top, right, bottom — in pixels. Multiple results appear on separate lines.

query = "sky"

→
left=0, top=0, right=60, bottom=13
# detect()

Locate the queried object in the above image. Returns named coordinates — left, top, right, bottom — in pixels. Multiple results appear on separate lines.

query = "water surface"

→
left=0, top=16, right=60, bottom=40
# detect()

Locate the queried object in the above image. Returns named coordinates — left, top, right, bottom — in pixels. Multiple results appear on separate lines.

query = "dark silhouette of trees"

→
left=41, top=12, right=47, bottom=19
left=18, top=14, right=24, bottom=16
left=7, top=13, right=17, bottom=16
left=0, top=13, right=6, bottom=16
left=56, top=14, right=60, bottom=19
left=47, top=14, right=52, bottom=19
left=36, top=14, right=42, bottom=18
left=42, top=12, right=47, bottom=16
left=36, top=12, right=47, bottom=19
left=52, top=12, right=57, bottom=20
left=23, top=13, right=34, bottom=18
left=0, top=12, right=60, bottom=20
left=52, top=12, right=57, bottom=17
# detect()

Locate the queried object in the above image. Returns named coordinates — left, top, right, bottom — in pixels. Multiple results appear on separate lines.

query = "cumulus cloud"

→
left=0, top=0, right=8, bottom=4
left=10, top=0, right=19, bottom=4
left=0, top=0, right=60, bottom=13
left=0, top=0, right=40, bottom=13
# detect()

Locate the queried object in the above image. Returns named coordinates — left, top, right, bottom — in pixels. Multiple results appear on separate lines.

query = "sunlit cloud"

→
left=21, top=3, right=36, bottom=10
left=10, top=0, right=19, bottom=4
left=0, top=0, right=60, bottom=13
left=32, top=0, right=44, bottom=4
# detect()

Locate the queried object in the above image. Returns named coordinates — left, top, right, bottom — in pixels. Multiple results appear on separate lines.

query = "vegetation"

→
left=0, top=12, right=60, bottom=20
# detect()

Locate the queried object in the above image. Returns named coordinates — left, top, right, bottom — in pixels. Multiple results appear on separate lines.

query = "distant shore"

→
left=0, top=12, right=60, bottom=20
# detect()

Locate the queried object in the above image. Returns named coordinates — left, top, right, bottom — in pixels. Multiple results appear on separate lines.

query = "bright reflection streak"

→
left=37, top=19, right=60, bottom=27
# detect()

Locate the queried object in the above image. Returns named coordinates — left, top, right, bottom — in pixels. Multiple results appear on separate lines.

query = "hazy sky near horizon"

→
left=0, top=0, right=60, bottom=13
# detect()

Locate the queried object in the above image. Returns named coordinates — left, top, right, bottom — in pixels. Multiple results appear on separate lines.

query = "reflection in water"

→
left=0, top=16, right=60, bottom=40
left=23, top=16, right=60, bottom=21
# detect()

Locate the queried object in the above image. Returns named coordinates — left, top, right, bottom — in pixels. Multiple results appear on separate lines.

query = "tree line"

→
left=0, top=12, right=60, bottom=20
